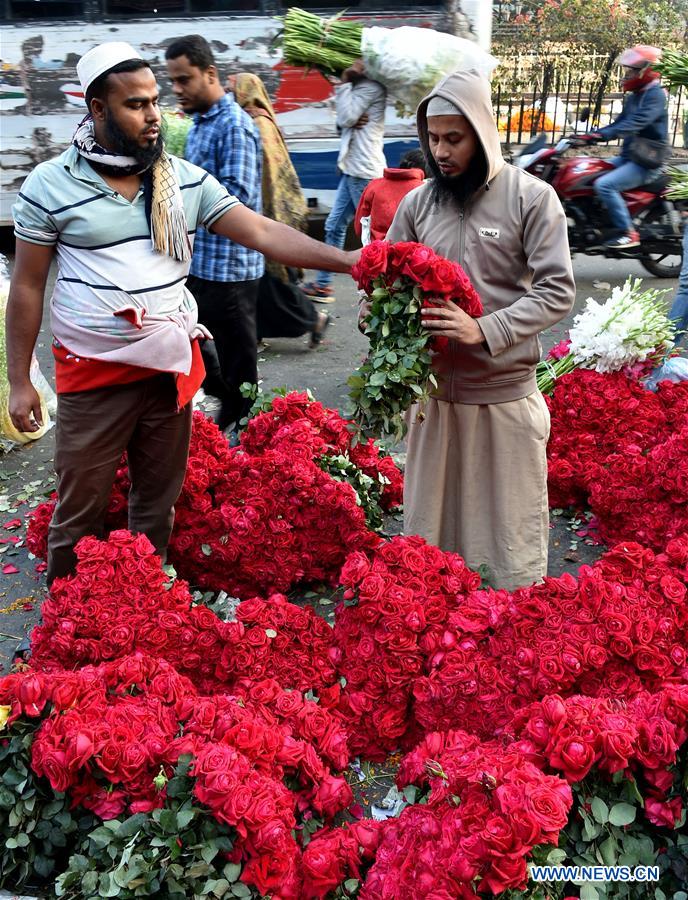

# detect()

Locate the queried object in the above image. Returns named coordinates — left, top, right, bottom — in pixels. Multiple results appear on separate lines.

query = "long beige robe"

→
left=404, top=393, right=550, bottom=591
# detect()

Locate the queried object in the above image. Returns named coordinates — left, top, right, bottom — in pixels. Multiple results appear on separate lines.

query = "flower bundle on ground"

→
left=29, top=531, right=342, bottom=705
left=389, top=687, right=688, bottom=898
left=301, top=820, right=384, bottom=898
left=26, top=393, right=402, bottom=598
left=349, top=240, right=482, bottom=441
left=334, top=535, right=483, bottom=760
left=381, top=733, right=572, bottom=896
left=2, top=629, right=353, bottom=897
left=537, top=277, right=674, bottom=394
left=10, top=387, right=688, bottom=897
left=220, top=593, right=339, bottom=695
left=334, top=533, right=688, bottom=755
left=304, top=680, right=688, bottom=898
left=4, top=527, right=688, bottom=897
left=547, top=370, right=688, bottom=549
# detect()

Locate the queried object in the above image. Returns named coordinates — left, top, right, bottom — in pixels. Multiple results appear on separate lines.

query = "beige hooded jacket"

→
left=387, top=70, right=575, bottom=404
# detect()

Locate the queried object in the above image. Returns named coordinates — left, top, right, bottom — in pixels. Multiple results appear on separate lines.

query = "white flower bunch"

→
left=569, top=278, right=674, bottom=374
left=536, top=278, right=675, bottom=394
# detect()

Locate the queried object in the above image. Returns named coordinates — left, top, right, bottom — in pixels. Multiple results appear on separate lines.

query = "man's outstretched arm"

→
left=212, top=204, right=360, bottom=273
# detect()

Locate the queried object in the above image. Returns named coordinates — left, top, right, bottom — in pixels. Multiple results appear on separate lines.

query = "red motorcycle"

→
left=514, top=133, right=684, bottom=278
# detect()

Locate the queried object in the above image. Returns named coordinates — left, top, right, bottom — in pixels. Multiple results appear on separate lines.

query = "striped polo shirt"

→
left=13, top=146, right=238, bottom=391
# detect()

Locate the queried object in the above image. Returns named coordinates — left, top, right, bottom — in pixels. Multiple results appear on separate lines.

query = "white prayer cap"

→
left=77, top=42, right=143, bottom=94
left=427, top=96, right=463, bottom=117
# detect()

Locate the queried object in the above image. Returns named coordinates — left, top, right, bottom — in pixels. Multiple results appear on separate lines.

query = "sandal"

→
left=310, top=312, right=331, bottom=348
left=12, top=635, right=32, bottom=667
left=302, top=282, right=336, bottom=304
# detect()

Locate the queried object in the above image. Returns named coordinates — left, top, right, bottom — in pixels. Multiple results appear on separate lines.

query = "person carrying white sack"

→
left=380, top=71, right=575, bottom=590
left=303, top=59, right=387, bottom=304
left=7, top=41, right=359, bottom=588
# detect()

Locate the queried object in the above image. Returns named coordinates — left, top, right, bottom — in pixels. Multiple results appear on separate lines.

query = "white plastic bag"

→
left=0, top=253, right=54, bottom=450
left=361, top=27, right=499, bottom=116
left=30, top=354, right=57, bottom=417
left=359, top=215, right=372, bottom=246
left=644, top=356, right=688, bottom=391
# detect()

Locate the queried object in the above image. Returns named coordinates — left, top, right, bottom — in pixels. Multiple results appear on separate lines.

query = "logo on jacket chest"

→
left=479, top=227, right=500, bottom=239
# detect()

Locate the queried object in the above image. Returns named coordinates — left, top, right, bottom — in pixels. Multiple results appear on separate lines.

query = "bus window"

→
left=279, top=0, right=443, bottom=8
left=105, top=0, right=185, bottom=14
left=189, top=0, right=263, bottom=10
left=8, top=0, right=84, bottom=18
left=104, top=0, right=261, bottom=11
left=189, top=0, right=261, bottom=9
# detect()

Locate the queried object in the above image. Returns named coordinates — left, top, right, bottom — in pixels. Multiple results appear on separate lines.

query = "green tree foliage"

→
left=495, top=0, right=686, bottom=57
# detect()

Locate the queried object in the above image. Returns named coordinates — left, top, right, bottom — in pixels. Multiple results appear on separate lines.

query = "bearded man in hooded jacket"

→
left=382, top=70, right=575, bottom=590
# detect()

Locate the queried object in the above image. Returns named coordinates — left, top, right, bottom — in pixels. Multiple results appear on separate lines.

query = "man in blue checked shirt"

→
left=166, top=34, right=263, bottom=433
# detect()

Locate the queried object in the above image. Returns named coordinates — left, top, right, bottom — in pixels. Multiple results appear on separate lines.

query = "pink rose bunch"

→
left=546, top=338, right=572, bottom=360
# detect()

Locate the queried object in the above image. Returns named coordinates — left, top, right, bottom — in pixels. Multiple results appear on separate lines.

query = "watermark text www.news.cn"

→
left=530, top=864, right=660, bottom=883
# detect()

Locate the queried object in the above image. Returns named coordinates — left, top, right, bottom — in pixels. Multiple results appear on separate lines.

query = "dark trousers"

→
left=186, top=274, right=260, bottom=430
left=257, top=270, right=318, bottom=339
left=46, top=375, right=192, bottom=586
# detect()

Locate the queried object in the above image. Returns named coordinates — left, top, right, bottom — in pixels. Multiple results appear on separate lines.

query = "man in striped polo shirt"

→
left=7, top=42, right=357, bottom=587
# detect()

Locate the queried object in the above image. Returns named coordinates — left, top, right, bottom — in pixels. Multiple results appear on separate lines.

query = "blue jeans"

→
left=315, top=174, right=369, bottom=288
left=593, top=156, right=649, bottom=234
left=669, top=224, right=688, bottom=345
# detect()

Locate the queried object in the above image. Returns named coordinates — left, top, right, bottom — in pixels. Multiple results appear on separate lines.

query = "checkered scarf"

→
left=73, top=116, right=191, bottom=262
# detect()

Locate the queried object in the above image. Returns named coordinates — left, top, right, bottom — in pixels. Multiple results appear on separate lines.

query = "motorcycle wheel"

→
left=638, top=207, right=684, bottom=279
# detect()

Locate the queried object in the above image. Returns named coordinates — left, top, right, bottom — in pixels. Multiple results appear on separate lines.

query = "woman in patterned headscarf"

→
left=229, top=73, right=330, bottom=347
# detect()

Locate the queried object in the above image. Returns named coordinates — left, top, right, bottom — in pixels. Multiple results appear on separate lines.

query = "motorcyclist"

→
left=577, top=45, right=668, bottom=249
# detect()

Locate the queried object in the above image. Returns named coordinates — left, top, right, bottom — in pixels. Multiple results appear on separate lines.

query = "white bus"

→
left=0, top=0, right=491, bottom=225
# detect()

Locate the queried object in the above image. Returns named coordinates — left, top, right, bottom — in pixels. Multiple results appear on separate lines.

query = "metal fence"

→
left=492, top=69, right=687, bottom=150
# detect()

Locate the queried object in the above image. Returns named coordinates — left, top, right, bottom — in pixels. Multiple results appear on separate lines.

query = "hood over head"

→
left=417, top=69, right=504, bottom=190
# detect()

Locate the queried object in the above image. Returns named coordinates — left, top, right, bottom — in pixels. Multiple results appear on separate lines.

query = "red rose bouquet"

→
left=348, top=240, right=482, bottom=442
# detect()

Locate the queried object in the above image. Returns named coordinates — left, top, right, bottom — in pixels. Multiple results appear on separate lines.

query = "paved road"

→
left=0, top=237, right=680, bottom=670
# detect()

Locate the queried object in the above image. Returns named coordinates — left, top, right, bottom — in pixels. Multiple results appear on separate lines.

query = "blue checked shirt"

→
left=185, top=94, right=264, bottom=282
